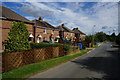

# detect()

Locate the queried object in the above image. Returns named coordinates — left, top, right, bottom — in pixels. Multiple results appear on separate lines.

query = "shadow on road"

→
left=71, top=46, right=120, bottom=80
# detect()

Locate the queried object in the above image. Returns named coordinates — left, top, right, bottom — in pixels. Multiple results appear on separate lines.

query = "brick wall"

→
left=35, top=28, right=59, bottom=43
left=1, top=20, right=34, bottom=51
left=53, top=30, right=59, bottom=39
left=64, top=32, right=75, bottom=41
left=35, top=28, right=52, bottom=42
left=80, top=34, right=86, bottom=40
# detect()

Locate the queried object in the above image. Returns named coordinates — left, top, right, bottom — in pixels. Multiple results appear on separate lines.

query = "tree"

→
left=5, top=22, right=30, bottom=52
left=109, top=33, right=116, bottom=42
left=116, top=33, right=120, bottom=45
left=85, top=35, right=93, bottom=43
left=94, top=32, right=107, bottom=42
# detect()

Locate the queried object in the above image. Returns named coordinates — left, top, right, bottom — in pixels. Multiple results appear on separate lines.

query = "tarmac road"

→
left=29, top=42, right=120, bottom=80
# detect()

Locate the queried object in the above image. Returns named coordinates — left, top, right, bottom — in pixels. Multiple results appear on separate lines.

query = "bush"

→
left=30, top=43, right=78, bottom=55
left=5, top=22, right=30, bottom=52
left=63, top=44, right=71, bottom=55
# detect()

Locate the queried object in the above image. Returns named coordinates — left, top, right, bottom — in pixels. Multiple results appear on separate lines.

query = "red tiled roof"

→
left=0, top=6, right=33, bottom=24
left=73, top=29, right=86, bottom=35
left=35, top=20, right=56, bottom=29
left=56, top=24, right=73, bottom=32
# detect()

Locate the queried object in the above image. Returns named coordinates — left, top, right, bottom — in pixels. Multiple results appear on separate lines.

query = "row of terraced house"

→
left=0, top=6, right=86, bottom=52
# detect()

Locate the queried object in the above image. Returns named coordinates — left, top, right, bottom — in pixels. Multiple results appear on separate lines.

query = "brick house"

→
left=0, top=6, right=86, bottom=52
left=0, top=6, right=60, bottom=52
left=0, top=6, right=34, bottom=52
left=56, top=24, right=75, bottom=42
left=72, top=29, right=86, bottom=42
left=33, top=18, right=60, bottom=43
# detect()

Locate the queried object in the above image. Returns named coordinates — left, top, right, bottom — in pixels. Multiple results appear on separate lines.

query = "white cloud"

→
left=17, top=2, right=118, bottom=35
left=25, top=16, right=36, bottom=20
left=2, top=0, right=120, bottom=2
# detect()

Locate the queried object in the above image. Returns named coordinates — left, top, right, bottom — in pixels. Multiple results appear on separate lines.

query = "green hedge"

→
left=30, top=43, right=77, bottom=55
left=30, top=43, right=63, bottom=49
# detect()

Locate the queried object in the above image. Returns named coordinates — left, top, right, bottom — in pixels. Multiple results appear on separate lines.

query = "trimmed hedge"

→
left=30, top=43, right=63, bottom=49
left=30, top=43, right=78, bottom=55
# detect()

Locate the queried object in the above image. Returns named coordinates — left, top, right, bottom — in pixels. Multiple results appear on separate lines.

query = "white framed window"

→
left=43, top=28, right=46, bottom=34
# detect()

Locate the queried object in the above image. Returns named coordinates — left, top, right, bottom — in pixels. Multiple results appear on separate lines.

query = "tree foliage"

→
left=85, top=35, right=93, bottom=43
left=5, top=22, right=30, bottom=52
left=109, top=33, right=116, bottom=42
left=85, top=31, right=119, bottom=45
left=116, top=33, right=120, bottom=45
left=85, top=32, right=107, bottom=43
left=94, top=32, right=107, bottom=42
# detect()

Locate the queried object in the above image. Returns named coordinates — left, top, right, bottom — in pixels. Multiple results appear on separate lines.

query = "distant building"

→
left=72, top=28, right=86, bottom=42
left=56, top=24, right=75, bottom=42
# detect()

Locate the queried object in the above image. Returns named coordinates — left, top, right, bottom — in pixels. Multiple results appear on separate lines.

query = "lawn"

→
left=2, top=49, right=88, bottom=79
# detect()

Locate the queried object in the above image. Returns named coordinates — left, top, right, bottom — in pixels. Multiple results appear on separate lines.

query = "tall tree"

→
left=94, top=32, right=107, bottom=42
left=5, top=22, right=30, bottom=52
left=85, top=35, right=93, bottom=43
left=110, top=33, right=116, bottom=42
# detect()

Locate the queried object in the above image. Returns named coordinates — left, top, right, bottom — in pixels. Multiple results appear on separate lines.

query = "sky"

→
left=1, top=1, right=119, bottom=35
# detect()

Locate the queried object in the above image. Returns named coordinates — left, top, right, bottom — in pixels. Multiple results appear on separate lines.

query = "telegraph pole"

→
left=92, top=25, right=96, bottom=45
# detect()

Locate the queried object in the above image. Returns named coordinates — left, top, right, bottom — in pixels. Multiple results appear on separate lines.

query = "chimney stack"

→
left=61, top=24, right=64, bottom=27
left=38, top=17, right=42, bottom=21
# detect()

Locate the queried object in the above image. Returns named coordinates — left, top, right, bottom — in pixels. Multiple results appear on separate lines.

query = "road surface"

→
left=29, top=43, right=120, bottom=80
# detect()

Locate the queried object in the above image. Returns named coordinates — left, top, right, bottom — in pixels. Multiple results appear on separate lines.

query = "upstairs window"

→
left=43, top=28, right=46, bottom=34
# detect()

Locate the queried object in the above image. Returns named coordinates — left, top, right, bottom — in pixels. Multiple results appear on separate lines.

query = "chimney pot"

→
left=38, top=17, right=42, bottom=20
left=62, top=24, right=64, bottom=26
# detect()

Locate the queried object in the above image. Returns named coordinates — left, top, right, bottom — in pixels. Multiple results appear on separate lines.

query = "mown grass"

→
left=2, top=50, right=87, bottom=79
left=92, top=45, right=99, bottom=48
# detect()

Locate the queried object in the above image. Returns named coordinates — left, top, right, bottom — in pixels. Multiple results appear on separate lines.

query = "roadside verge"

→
left=2, top=44, right=101, bottom=79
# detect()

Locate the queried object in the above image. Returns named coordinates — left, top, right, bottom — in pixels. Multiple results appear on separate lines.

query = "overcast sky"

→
left=1, top=0, right=119, bottom=35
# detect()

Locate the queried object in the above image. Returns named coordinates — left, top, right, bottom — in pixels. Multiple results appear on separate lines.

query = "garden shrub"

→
left=5, top=22, right=30, bottom=52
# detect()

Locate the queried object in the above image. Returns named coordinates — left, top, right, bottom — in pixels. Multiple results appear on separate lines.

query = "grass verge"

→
left=2, top=49, right=88, bottom=79
left=92, top=45, right=98, bottom=48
